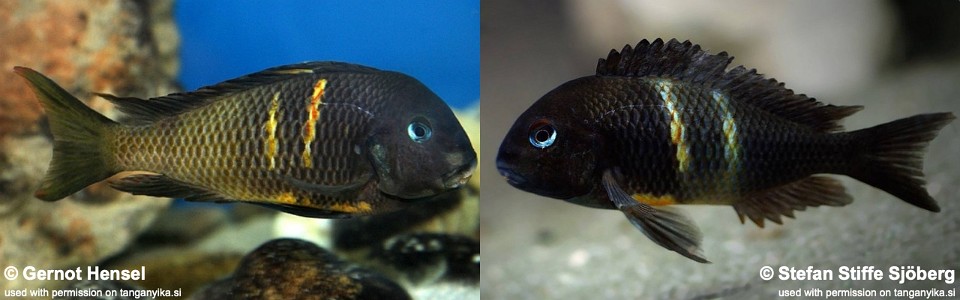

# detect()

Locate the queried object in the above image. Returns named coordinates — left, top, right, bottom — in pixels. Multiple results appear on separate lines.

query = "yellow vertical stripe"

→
left=655, top=79, right=690, bottom=173
left=711, top=90, right=740, bottom=183
left=264, top=91, right=281, bottom=170
left=302, top=79, right=327, bottom=168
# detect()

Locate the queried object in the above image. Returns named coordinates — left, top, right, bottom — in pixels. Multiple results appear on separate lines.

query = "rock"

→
left=106, top=248, right=243, bottom=298
left=0, top=0, right=179, bottom=140
left=191, top=238, right=411, bottom=300
left=333, top=192, right=480, bottom=286
left=369, top=233, right=480, bottom=286
left=0, top=0, right=178, bottom=292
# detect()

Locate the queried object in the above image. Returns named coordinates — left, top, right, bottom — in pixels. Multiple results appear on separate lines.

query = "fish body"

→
left=496, top=39, right=954, bottom=262
left=16, top=62, right=476, bottom=217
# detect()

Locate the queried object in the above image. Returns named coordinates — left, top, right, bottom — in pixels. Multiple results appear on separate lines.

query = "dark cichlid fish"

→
left=16, top=62, right=476, bottom=217
left=496, top=38, right=954, bottom=263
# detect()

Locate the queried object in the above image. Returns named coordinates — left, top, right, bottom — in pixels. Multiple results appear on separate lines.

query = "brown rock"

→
left=192, top=239, right=411, bottom=300
left=0, top=0, right=179, bottom=292
left=0, top=0, right=179, bottom=139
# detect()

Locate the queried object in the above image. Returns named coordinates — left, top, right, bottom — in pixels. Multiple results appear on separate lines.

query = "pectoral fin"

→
left=601, top=170, right=709, bottom=263
left=283, top=173, right=371, bottom=196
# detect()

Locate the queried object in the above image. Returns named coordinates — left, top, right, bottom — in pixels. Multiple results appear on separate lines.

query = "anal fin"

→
left=733, top=176, right=852, bottom=227
left=250, top=202, right=353, bottom=219
left=110, top=174, right=230, bottom=203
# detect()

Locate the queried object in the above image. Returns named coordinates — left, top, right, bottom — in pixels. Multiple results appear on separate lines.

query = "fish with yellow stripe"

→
left=15, top=62, right=476, bottom=218
left=495, top=39, right=954, bottom=263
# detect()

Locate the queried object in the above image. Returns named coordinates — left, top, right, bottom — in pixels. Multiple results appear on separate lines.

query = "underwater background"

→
left=176, top=0, right=479, bottom=109
left=1, top=0, right=479, bottom=299
left=481, top=0, right=960, bottom=299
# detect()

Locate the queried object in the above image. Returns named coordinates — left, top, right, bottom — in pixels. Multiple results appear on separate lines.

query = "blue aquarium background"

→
left=175, top=0, right=479, bottom=109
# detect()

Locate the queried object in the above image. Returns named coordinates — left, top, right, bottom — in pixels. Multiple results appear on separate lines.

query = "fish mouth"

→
left=443, top=157, right=477, bottom=189
left=495, top=160, right=526, bottom=187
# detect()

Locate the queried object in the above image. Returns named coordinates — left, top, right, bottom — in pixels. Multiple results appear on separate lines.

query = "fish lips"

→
left=397, top=155, right=476, bottom=199
left=495, top=158, right=572, bottom=199
left=496, top=160, right=526, bottom=186
left=442, top=157, right=477, bottom=189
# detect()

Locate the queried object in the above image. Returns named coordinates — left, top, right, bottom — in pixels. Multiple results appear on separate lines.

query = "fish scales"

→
left=16, top=62, right=477, bottom=218
left=570, top=76, right=850, bottom=204
left=496, top=38, right=954, bottom=262
left=112, top=76, right=375, bottom=203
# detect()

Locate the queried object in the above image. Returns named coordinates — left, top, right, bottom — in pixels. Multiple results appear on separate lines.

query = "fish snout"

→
left=495, top=159, right=526, bottom=187
left=443, top=156, right=477, bottom=189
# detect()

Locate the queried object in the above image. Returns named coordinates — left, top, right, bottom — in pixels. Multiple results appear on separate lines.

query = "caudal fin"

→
left=14, top=67, right=119, bottom=201
left=847, top=113, right=955, bottom=212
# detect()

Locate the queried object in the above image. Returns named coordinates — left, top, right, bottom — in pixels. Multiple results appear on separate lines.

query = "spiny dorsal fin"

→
left=597, top=38, right=732, bottom=85
left=597, top=38, right=863, bottom=132
left=100, top=62, right=382, bottom=122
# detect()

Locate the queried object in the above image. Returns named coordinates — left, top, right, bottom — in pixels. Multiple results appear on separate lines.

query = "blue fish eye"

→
left=407, top=120, right=432, bottom=143
left=529, top=123, right=556, bottom=149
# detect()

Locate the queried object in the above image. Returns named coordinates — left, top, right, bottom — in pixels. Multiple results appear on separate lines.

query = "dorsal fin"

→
left=100, top=61, right=382, bottom=122
left=597, top=38, right=732, bottom=85
left=718, top=66, right=863, bottom=132
left=597, top=38, right=863, bottom=132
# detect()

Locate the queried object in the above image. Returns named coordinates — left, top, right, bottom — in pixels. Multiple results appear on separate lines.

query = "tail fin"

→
left=14, top=67, right=119, bottom=201
left=847, top=113, right=955, bottom=212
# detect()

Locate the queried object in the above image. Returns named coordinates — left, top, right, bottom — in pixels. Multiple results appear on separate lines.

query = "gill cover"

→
left=366, top=74, right=476, bottom=200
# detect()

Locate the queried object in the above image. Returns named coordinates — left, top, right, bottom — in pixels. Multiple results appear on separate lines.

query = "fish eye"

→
left=407, top=118, right=432, bottom=143
left=528, top=121, right=556, bottom=149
